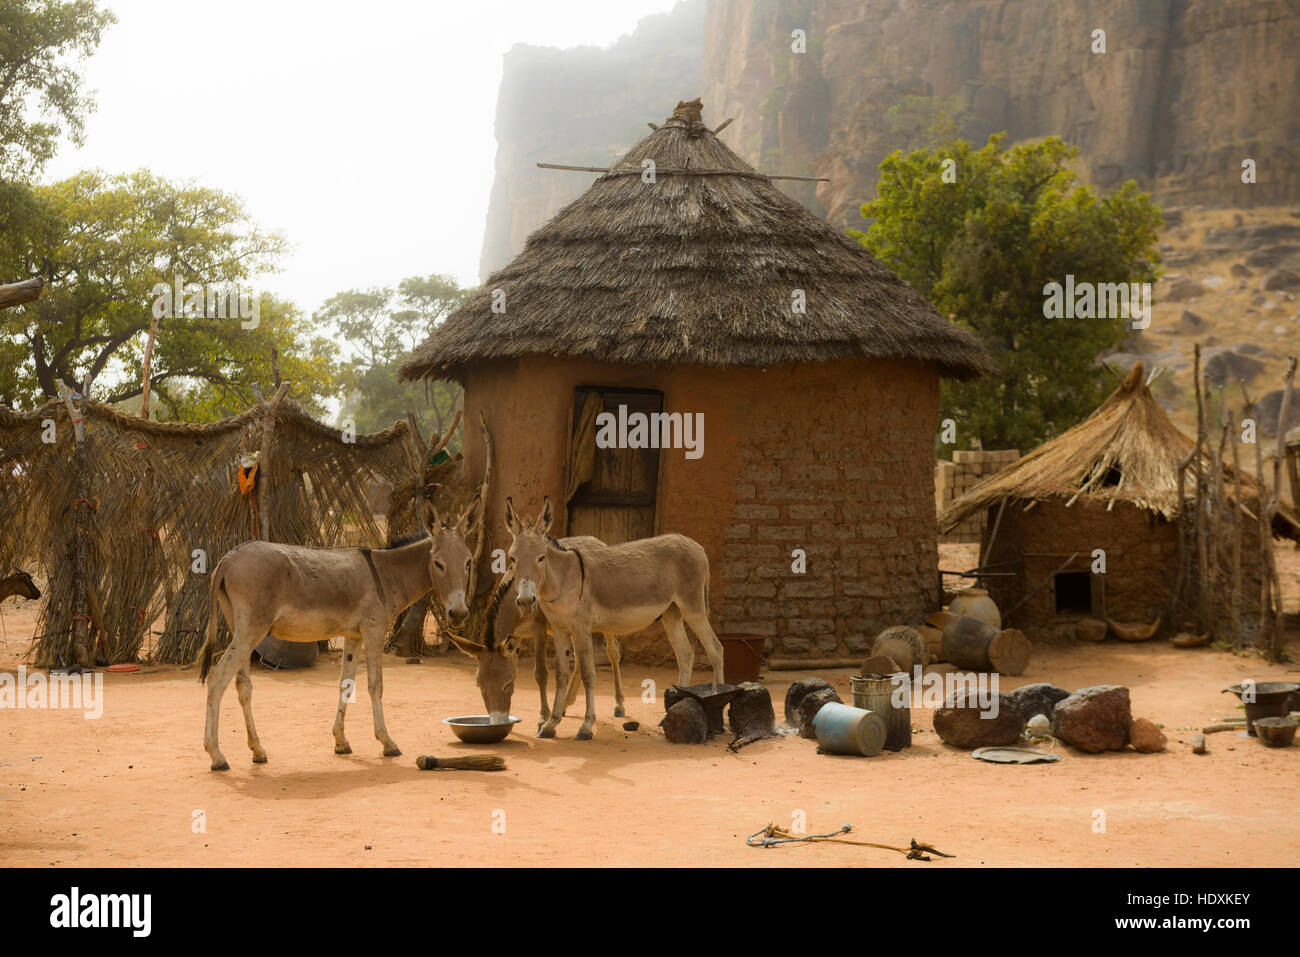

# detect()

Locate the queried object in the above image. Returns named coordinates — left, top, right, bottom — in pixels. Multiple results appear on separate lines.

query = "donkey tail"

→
left=194, top=557, right=227, bottom=683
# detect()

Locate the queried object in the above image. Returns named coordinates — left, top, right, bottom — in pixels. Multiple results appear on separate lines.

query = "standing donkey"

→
left=196, top=498, right=506, bottom=770
left=505, top=496, right=725, bottom=740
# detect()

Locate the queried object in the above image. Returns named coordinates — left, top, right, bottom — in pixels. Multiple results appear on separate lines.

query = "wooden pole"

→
left=1193, top=367, right=1210, bottom=631
left=255, top=381, right=291, bottom=542
left=1207, top=386, right=1227, bottom=640
left=1228, top=410, right=1243, bottom=642
left=1170, top=344, right=1200, bottom=627
left=1265, top=358, right=1297, bottom=660
left=56, top=376, right=95, bottom=667
left=139, top=311, right=159, bottom=420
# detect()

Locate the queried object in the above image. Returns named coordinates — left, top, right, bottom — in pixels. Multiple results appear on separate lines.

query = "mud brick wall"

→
left=936, top=449, right=1019, bottom=543
left=719, top=361, right=941, bottom=658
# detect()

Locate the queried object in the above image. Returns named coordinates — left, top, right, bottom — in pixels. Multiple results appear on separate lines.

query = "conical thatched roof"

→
left=940, top=362, right=1300, bottom=536
left=400, top=99, right=994, bottom=382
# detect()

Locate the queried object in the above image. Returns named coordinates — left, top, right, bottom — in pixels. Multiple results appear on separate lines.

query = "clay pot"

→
left=947, top=587, right=1001, bottom=630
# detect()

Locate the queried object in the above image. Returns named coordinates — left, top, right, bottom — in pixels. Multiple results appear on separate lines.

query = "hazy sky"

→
left=47, top=0, right=681, bottom=316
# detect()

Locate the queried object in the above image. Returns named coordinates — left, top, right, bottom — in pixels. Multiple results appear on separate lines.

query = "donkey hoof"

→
left=575, top=729, right=593, bottom=741
left=210, top=759, right=230, bottom=772
left=614, top=706, right=626, bottom=718
left=252, top=753, right=268, bottom=764
left=538, top=726, right=556, bottom=739
left=334, top=744, right=352, bottom=755
left=383, top=746, right=402, bottom=757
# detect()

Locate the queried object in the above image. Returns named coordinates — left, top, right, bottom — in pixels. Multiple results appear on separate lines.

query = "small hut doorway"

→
left=565, top=386, right=661, bottom=544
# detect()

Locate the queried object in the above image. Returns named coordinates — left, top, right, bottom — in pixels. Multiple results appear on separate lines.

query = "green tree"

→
left=850, top=132, right=1162, bottom=450
left=320, top=274, right=467, bottom=443
left=0, top=169, right=339, bottom=415
left=0, top=0, right=116, bottom=179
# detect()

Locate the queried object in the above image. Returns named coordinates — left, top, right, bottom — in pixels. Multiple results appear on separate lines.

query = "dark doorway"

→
left=1054, top=571, right=1093, bottom=615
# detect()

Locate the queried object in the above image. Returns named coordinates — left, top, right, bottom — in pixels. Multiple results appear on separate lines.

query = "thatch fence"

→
left=0, top=391, right=467, bottom=667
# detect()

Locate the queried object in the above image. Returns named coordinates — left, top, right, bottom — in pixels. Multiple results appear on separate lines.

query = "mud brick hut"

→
left=400, top=99, right=992, bottom=662
left=939, top=362, right=1296, bottom=642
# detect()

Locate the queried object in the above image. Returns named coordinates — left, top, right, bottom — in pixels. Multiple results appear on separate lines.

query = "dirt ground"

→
left=3, top=583, right=1299, bottom=869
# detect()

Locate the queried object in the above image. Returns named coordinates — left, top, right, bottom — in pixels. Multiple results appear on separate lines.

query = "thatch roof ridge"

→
left=400, top=99, right=995, bottom=382
left=939, top=362, right=1275, bottom=530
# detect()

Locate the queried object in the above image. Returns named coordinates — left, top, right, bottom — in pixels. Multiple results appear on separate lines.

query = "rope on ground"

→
left=745, top=823, right=954, bottom=860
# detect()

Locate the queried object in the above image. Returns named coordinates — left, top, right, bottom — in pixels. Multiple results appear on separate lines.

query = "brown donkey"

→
left=196, top=498, right=486, bottom=770
left=505, top=496, right=725, bottom=739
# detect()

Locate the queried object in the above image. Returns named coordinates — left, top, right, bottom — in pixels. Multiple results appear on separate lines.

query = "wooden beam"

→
left=0, top=276, right=45, bottom=309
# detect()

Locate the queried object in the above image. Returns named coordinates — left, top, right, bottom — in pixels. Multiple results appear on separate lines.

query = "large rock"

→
left=797, top=687, right=841, bottom=739
left=1204, top=349, right=1265, bottom=386
left=1005, top=682, right=1071, bottom=721
left=1052, top=685, right=1132, bottom=753
left=784, top=677, right=833, bottom=725
left=729, top=682, right=775, bottom=739
left=662, top=698, right=709, bottom=744
left=1163, top=276, right=1206, bottom=301
left=932, top=691, right=1023, bottom=749
left=1130, top=717, right=1167, bottom=753
left=1263, top=267, right=1300, bottom=291
left=1173, top=310, right=1205, bottom=335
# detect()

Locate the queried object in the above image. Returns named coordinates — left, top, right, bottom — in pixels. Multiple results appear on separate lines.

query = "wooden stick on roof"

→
left=535, top=162, right=829, bottom=182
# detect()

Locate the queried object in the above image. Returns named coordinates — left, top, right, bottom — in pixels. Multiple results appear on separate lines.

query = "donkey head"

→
left=3, top=570, right=40, bottom=601
left=446, top=575, right=521, bottom=724
left=504, top=495, right=555, bottom=615
left=422, top=496, right=480, bottom=627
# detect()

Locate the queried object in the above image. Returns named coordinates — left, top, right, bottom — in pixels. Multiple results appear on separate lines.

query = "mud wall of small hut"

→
left=460, top=355, right=941, bottom=664
left=980, top=499, right=1265, bottom=640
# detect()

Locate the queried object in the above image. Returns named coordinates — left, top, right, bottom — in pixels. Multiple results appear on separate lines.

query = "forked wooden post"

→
left=1265, top=358, right=1297, bottom=660
left=253, top=381, right=291, bottom=541
left=56, top=375, right=95, bottom=667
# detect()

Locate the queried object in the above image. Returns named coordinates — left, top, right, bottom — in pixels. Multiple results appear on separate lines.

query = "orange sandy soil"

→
left=2, top=574, right=1299, bottom=868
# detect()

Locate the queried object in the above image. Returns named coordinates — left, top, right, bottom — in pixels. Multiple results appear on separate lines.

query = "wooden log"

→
left=0, top=276, right=44, bottom=309
left=1266, top=358, right=1297, bottom=660
left=768, top=657, right=860, bottom=671
left=255, top=382, right=290, bottom=541
left=941, top=616, right=1030, bottom=675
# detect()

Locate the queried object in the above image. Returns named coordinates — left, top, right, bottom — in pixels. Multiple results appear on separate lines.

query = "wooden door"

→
left=566, top=387, right=661, bottom=544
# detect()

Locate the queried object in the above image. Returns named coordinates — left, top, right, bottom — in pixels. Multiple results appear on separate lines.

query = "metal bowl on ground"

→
left=443, top=715, right=521, bottom=744
left=1254, top=716, right=1298, bottom=748
left=1222, top=682, right=1300, bottom=736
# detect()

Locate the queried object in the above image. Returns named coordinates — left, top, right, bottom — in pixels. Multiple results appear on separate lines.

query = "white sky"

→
left=46, top=0, right=681, bottom=316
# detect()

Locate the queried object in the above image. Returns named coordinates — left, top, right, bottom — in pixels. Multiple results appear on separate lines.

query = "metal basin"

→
left=442, top=715, right=521, bottom=744
left=1223, top=683, right=1300, bottom=736
left=1254, top=716, right=1298, bottom=748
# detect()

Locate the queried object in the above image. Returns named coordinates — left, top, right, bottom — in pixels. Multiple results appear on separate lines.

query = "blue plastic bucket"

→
left=813, top=702, right=887, bottom=756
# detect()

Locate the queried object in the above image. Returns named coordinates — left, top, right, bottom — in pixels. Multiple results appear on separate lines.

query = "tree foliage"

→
left=851, top=132, right=1162, bottom=451
left=0, top=169, right=339, bottom=415
left=0, top=0, right=116, bottom=178
left=319, top=275, right=468, bottom=444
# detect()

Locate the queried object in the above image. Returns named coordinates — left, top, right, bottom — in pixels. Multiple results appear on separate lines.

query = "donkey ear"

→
left=457, top=495, right=481, bottom=536
left=536, top=496, right=554, bottom=534
left=504, top=496, right=521, bottom=536
left=501, top=633, right=522, bottom=657
left=446, top=632, right=486, bottom=659
left=421, top=500, right=438, bottom=532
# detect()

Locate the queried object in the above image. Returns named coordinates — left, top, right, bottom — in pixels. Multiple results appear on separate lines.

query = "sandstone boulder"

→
left=1006, top=682, right=1071, bottom=720
left=1130, top=717, right=1167, bottom=753
left=784, top=677, right=833, bottom=725
left=729, top=682, right=775, bottom=739
left=662, top=698, right=709, bottom=744
left=1052, top=685, right=1131, bottom=753
left=933, top=691, right=1023, bottom=749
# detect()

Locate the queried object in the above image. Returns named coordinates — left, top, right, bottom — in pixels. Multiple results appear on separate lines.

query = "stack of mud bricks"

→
left=935, top=449, right=1019, bottom=544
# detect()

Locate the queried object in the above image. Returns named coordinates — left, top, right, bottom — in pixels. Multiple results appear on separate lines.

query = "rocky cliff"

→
left=702, top=0, right=1300, bottom=232
left=478, top=0, right=705, bottom=278
left=481, top=0, right=1300, bottom=272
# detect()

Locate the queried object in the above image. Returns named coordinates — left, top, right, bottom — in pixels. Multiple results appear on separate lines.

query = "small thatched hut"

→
left=401, top=99, right=992, bottom=662
left=940, top=362, right=1293, bottom=641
